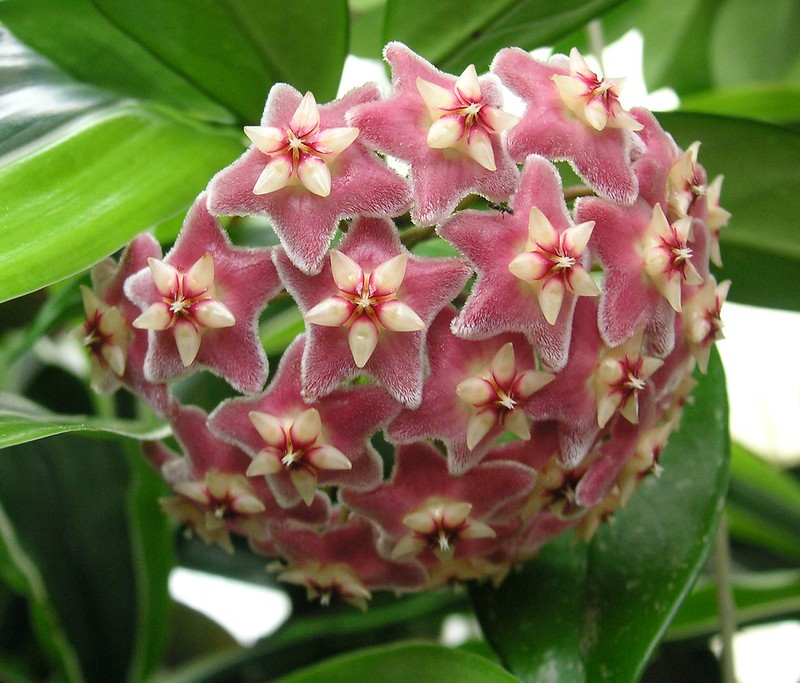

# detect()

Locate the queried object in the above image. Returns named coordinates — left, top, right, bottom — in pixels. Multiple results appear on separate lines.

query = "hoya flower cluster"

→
left=76, top=43, right=729, bottom=609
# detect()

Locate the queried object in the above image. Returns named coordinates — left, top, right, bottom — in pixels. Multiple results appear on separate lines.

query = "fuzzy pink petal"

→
left=207, top=83, right=412, bottom=275
left=491, top=48, right=641, bottom=205
left=125, top=194, right=281, bottom=393
left=348, top=42, right=518, bottom=226
left=439, top=157, right=580, bottom=371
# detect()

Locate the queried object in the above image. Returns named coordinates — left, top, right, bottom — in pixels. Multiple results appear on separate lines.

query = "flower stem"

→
left=714, top=514, right=737, bottom=683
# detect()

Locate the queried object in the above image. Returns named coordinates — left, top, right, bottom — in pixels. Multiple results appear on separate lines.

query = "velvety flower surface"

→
left=125, top=194, right=280, bottom=394
left=341, top=442, right=535, bottom=567
left=207, top=83, right=412, bottom=275
left=208, top=336, right=398, bottom=508
left=491, top=47, right=642, bottom=205
left=275, top=216, right=470, bottom=407
left=270, top=513, right=427, bottom=610
left=439, top=155, right=596, bottom=371
left=76, top=234, right=170, bottom=415
left=348, top=42, right=519, bottom=226
left=388, top=307, right=553, bottom=473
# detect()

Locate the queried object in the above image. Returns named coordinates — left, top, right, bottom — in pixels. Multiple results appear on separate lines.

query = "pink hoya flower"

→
left=347, top=42, right=519, bottom=226
left=491, top=47, right=643, bottom=205
left=275, top=216, right=470, bottom=407
left=341, top=442, right=535, bottom=569
left=76, top=39, right=730, bottom=609
left=269, top=513, right=427, bottom=610
left=388, top=307, right=553, bottom=473
left=75, top=234, right=170, bottom=415
left=439, top=155, right=598, bottom=371
left=145, top=404, right=328, bottom=554
left=208, top=336, right=399, bottom=508
left=125, top=194, right=281, bottom=394
left=207, top=83, right=412, bottom=275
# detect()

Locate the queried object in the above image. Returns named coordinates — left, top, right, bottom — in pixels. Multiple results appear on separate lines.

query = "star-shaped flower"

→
left=269, top=513, right=427, bottom=610
left=341, top=441, right=535, bottom=564
left=683, top=276, right=730, bottom=373
left=144, top=404, right=329, bottom=553
left=74, top=234, right=170, bottom=414
left=388, top=307, right=553, bottom=473
left=347, top=42, right=519, bottom=226
left=125, top=194, right=281, bottom=394
left=207, top=83, right=412, bottom=275
left=208, top=336, right=399, bottom=508
left=491, top=47, right=643, bottom=205
left=439, top=155, right=595, bottom=371
left=275, top=216, right=471, bottom=407
left=575, top=195, right=678, bottom=356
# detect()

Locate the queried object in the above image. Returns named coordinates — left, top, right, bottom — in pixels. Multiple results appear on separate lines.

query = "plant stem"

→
left=714, top=515, right=737, bottom=683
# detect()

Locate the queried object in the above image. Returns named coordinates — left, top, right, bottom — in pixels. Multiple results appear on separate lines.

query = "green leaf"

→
left=0, top=104, right=242, bottom=304
left=350, top=0, right=387, bottom=59
left=472, top=349, right=729, bottom=683
left=0, top=434, right=167, bottom=682
left=125, top=445, right=175, bottom=681
left=680, top=84, right=800, bottom=124
left=729, top=443, right=800, bottom=536
left=0, top=391, right=170, bottom=448
left=656, top=112, right=800, bottom=311
left=0, top=27, right=116, bottom=157
left=275, top=641, right=521, bottom=683
left=383, top=0, right=629, bottom=72
left=154, top=592, right=465, bottom=683
left=710, top=0, right=800, bottom=88
left=89, top=0, right=350, bottom=120
left=0, top=0, right=231, bottom=122
left=668, top=570, right=800, bottom=640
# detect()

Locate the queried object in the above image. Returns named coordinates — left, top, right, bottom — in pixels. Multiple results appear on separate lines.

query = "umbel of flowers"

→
left=76, top=43, right=730, bottom=609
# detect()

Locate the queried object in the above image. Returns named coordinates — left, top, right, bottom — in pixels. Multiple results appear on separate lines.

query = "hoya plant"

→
left=1, top=1, right=799, bottom=682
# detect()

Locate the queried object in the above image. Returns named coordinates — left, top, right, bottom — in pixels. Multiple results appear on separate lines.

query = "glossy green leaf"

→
left=710, top=0, right=800, bottom=88
left=668, top=570, right=800, bottom=640
left=726, top=502, right=800, bottom=563
left=0, top=28, right=116, bottom=157
left=383, top=0, right=629, bottom=72
left=0, top=434, right=166, bottom=682
left=0, top=105, right=242, bottom=304
left=0, top=391, right=170, bottom=448
left=656, top=112, right=800, bottom=311
left=0, top=0, right=230, bottom=122
left=680, top=85, right=800, bottom=123
left=350, top=0, right=387, bottom=59
left=275, top=642, right=521, bottom=683
left=472, top=349, right=729, bottom=683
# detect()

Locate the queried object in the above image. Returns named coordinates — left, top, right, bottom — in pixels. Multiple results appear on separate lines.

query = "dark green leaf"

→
left=275, top=641, right=521, bottom=683
left=383, top=0, right=629, bottom=72
left=472, top=349, right=729, bottom=682
left=0, top=105, right=242, bottom=304
left=91, top=0, right=350, bottom=121
left=125, top=445, right=175, bottom=681
left=668, top=570, right=800, bottom=640
left=0, top=391, right=170, bottom=448
left=656, top=113, right=800, bottom=311
left=0, top=434, right=156, bottom=682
